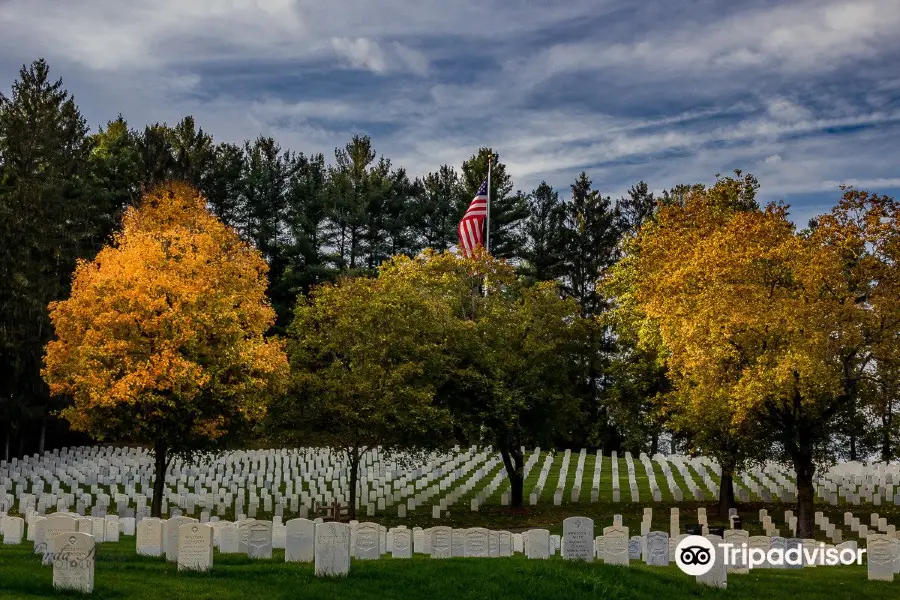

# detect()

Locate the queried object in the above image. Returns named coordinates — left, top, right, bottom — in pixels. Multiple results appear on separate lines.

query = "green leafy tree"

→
left=390, top=249, right=590, bottom=508
left=273, top=255, right=455, bottom=517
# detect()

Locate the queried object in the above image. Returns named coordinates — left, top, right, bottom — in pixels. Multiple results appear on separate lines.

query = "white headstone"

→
left=526, top=529, right=550, bottom=559
left=563, top=517, right=594, bottom=561
left=724, top=529, right=750, bottom=573
left=391, top=528, right=412, bottom=558
left=867, top=534, right=895, bottom=581
left=697, top=535, right=727, bottom=588
left=602, top=525, right=629, bottom=566
left=136, top=518, right=163, bottom=557
left=177, top=523, right=213, bottom=572
left=465, top=528, right=490, bottom=557
left=3, top=516, right=24, bottom=545
left=218, top=524, right=240, bottom=554
left=355, top=522, right=380, bottom=559
left=643, top=531, right=669, bottom=566
left=431, top=526, right=452, bottom=558
left=315, top=522, right=351, bottom=577
left=285, top=518, right=315, bottom=562
left=41, top=514, right=77, bottom=565
left=247, top=520, right=273, bottom=559
left=52, top=532, right=94, bottom=593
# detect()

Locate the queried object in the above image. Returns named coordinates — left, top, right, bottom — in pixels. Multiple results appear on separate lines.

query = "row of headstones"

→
left=2, top=445, right=485, bottom=515
left=8, top=446, right=900, bottom=521
left=2, top=446, right=504, bottom=519
left=3, top=444, right=769, bottom=516
left=3, top=446, right=735, bottom=517
left=28, top=515, right=900, bottom=595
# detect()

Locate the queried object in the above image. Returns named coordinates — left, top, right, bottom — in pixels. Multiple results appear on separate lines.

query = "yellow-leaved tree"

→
left=617, top=183, right=899, bottom=537
left=43, top=182, right=289, bottom=517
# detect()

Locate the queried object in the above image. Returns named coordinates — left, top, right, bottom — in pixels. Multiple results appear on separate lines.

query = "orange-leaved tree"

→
left=43, top=182, right=289, bottom=517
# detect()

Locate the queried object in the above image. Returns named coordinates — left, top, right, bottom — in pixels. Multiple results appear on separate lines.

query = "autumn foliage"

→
left=43, top=182, right=289, bottom=514
left=610, top=183, right=900, bottom=536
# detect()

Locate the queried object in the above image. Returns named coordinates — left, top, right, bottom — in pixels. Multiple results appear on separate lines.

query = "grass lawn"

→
left=0, top=538, right=896, bottom=600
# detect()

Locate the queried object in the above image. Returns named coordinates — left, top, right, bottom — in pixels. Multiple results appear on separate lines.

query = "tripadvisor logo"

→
left=676, top=536, right=716, bottom=575
left=675, top=535, right=867, bottom=575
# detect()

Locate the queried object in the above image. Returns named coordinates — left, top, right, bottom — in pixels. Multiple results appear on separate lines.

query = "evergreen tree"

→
left=238, top=136, right=292, bottom=328
left=203, top=142, right=245, bottom=229
left=279, top=151, right=333, bottom=317
left=556, top=172, right=621, bottom=316
left=136, top=123, right=175, bottom=188
left=328, top=135, right=377, bottom=270
left=411, top=165, right=467, bottom=252
left=168, top=116, right=214, bottom=188
left=0, top=59, right=98, bottom=456
left=521, top=181, right=564, bottom=281
left=617, top=180, right=656, bottom=234
left=379, top=167, right=418, bottom=259
left=554, top=172, right=623, bottom=450
left=88, top=115, right=143, bottom=241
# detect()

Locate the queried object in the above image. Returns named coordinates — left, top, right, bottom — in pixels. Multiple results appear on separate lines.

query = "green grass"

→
left=1, top=538, right=898, bottom=600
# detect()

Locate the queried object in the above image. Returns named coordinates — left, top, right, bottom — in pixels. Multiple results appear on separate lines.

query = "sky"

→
left=1, top=0, right=899, bottom=226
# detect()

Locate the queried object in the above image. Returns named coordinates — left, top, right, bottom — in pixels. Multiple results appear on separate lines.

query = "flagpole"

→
left=483, top=153, right=492, bottom=297
left=485, top=153, right=492, bottom=254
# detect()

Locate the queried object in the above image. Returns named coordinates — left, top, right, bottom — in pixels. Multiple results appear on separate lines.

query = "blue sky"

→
left=1, top=0, right=899, bottom=225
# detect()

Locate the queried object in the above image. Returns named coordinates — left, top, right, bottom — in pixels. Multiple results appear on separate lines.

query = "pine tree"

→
left=168, top=116, right=214, bottom=188
left=554, top=172, right=623, bottom=450
left=521, top=181, right=564, bottom=281
left=328, top=135, right=377, bottom=270
left=238, top=136, right=291, bottom=328
left=203, top=142, right=245, bottom=229
left=0, top=59, right=97, bottom=456
left=556, top=172, right=621, bottom=316
left=617, top=180, right=656, bottom=234
left=411, top=165, right=467, bottom=252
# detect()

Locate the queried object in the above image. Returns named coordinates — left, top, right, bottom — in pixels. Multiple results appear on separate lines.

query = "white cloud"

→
left=512, top=0, right=900, bottom=88
left=331, top=37, right=388, bottom=73
left=1, top=0, right=898, bottom=217
left=329, top=38, right=430, bottom=75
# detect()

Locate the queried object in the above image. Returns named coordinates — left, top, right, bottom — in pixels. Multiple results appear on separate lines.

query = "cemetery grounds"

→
left=2, top=446, right=900, bottom=599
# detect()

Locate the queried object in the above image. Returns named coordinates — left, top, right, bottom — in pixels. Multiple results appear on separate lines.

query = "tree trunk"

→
left=499, top=444, right=525, bottom=509
left=793, top=454, right=816, bottom=538
left=3, top=424, right=9, bottom=462
left=348, top=446, right=360, bottom=520
left=38, top=418, right=46, bottom=454
left=650, top=432, right=659, bottom=456
left=151, top=443, right=167, bottom=518
left=882, top=403, right=893, bottom=463
left=718, top=469, right=736, bottom=516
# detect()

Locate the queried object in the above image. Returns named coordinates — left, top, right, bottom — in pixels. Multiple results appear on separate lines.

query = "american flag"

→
left=458, top=179, right=488, bottom=257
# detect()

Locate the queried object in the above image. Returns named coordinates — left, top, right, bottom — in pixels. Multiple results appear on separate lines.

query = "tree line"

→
left=0, top=59, right=644, bottom=458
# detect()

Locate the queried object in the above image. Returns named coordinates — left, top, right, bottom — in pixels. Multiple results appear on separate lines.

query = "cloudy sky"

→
left=2, top=0, right=899, bottom=225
